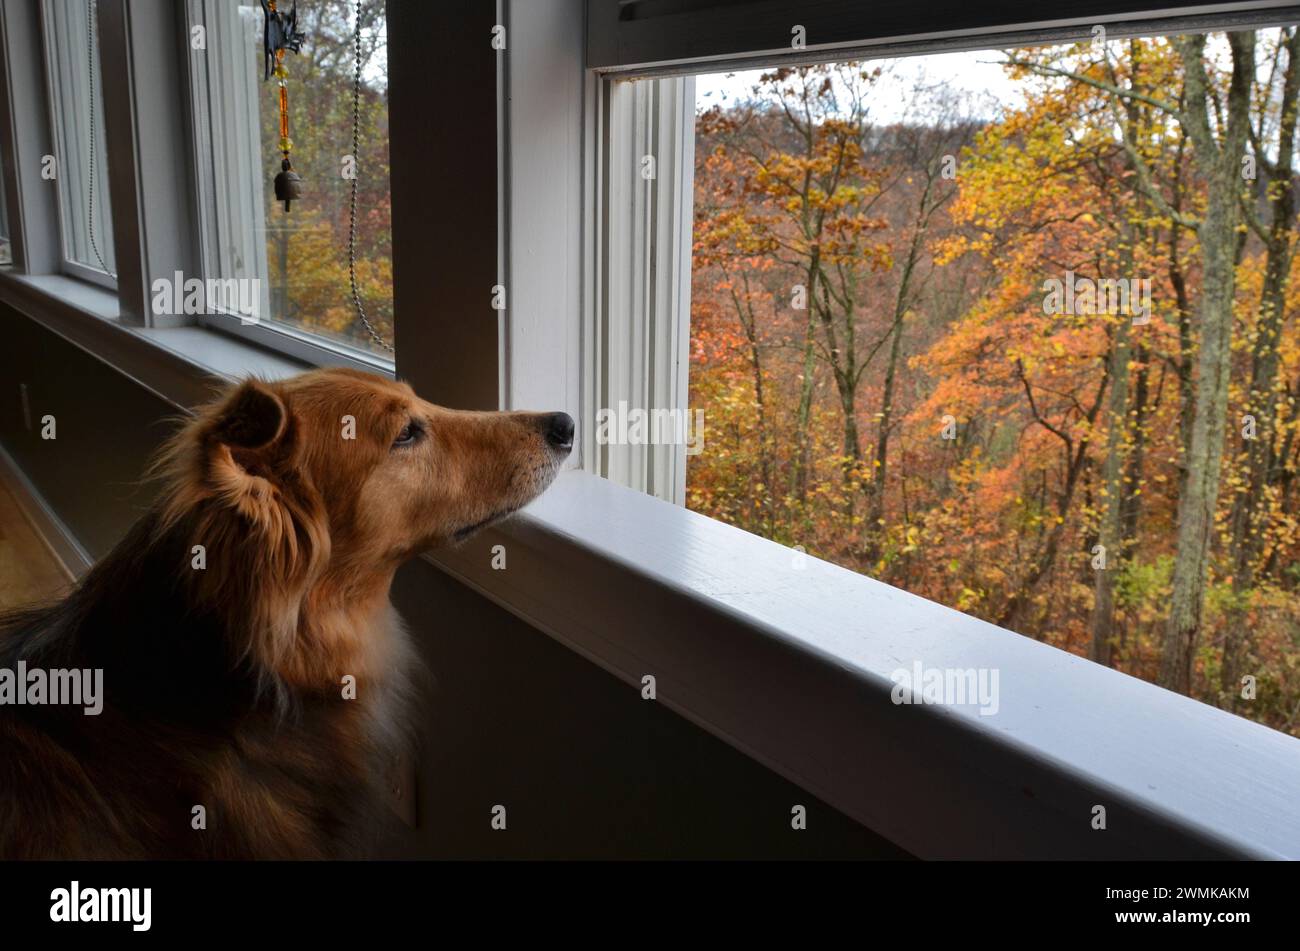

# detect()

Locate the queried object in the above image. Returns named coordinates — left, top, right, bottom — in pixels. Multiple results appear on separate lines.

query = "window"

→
left=0, top=147, right=12, bottom=267
left=41, top=0, right=116, bottom=286
left=599, top=26, right=1300, bottom=736
left=186, top=0, right=393, bottom=365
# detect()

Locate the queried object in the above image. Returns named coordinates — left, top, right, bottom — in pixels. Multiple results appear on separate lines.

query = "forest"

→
left=688, top=29, right=1300, bottom=734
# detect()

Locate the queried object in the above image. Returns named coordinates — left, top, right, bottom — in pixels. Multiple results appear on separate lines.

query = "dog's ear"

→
left=211, top=380, right=288, bottom=452
left=193, top=379, right=303, bottom=535
left=173, top=378, right=328, bottom=667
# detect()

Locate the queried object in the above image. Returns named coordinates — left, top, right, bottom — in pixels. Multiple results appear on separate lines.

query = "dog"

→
left=0, top=368, right=573, bottom=858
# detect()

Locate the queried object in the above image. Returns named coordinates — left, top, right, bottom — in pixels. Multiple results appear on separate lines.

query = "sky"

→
left=691, top=32, right=1258, bottom=126
left=693, top=48, right=1025, bottom=124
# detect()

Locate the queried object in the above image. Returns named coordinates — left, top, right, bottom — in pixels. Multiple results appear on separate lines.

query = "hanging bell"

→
left=274, top=158, right=302, bottom=212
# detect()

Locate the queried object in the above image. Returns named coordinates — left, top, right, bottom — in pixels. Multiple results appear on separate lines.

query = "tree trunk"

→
left=865, top=180, right=932, bottom=558
left=1167, top=139, right=1197, bottom=501
left=1090, top=315, right=1132, bottom=667
left=1158, top=33, right=1255, bottom=694
left=865, top=309, right=905, bottom=552
left=1221, top=27, right=1300, bottom=706
left=815, top=269, right=862, bottom=507
left=789, top=247, right=821, bottom=506
left=727, top=273, right=774, bottom=533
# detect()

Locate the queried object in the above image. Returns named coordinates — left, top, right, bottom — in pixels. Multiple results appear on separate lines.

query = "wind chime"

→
left=261, top=0, right=305, bottom=211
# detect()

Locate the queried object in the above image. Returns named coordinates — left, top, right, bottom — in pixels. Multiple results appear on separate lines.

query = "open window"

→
left=583, top=12, right=1300, bottom=735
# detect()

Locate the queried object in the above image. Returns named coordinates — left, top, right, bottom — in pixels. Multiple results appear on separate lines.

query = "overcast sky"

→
left=694, top=48, right=1025, bottom=124
left=692, top=33, right=1254, bottom=127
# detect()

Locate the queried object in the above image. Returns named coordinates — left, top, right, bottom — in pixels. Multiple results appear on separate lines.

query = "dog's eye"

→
left=392, top=422, right=420, bottom=448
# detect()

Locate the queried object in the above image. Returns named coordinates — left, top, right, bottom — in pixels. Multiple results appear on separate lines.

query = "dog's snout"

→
left=542, top=412, right=574, bottom=452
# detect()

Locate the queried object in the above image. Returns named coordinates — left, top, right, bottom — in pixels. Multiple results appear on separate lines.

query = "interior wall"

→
left=0, top=305, right=909, bottom=858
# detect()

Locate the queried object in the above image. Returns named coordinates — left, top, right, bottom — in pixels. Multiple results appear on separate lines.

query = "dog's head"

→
left=192, top=368, right=572, bottom=555
left=155, top=368, right=572, bottom=682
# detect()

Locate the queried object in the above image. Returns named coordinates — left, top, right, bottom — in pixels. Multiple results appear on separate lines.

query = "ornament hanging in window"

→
left=260, top=0, right=306, bottom=211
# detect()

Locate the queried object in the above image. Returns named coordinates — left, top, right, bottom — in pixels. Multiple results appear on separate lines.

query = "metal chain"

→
left=86, top=0, right=115, bottom=280
left=349, top=0, right=393, bottom=353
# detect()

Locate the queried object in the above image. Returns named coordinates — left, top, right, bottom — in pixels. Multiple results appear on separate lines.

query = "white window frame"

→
left=589, top=76, right=694, bottom=504
left=500, top=2, right=695, bottom=502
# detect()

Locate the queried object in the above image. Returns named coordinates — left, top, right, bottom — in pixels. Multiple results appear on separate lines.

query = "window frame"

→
left=0, top=0, right=66, bottom=277
left=587, top=0, right=1300, bottom=73
left=494, top=3, right=696, bottom=499
left=585, top=75, right=695, bottom=503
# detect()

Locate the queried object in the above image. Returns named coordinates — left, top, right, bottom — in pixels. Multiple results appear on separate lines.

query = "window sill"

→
left=6, top=267, right=1299, bottom=859
left=0, top=271, right=311, bottom=409
left=427, top=468, right=1300, bottom=860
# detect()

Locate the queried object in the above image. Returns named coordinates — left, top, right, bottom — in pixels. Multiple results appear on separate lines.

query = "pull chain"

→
left=86, top=0, right=115, bottom=281
left=349, top=0, right=393, bottom=353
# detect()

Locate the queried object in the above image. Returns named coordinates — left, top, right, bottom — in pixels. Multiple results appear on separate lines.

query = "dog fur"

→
left=0, top=368, right=571, bottom=859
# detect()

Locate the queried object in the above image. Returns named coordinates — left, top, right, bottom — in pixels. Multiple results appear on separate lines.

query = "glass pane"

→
left=189, top=0, right=393, bottom=358
left=43, top=0, right=116, bottom=278
left=0, top=146, right=12, bottom=267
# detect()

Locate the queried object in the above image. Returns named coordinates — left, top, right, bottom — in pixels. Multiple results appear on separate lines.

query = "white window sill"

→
left=6, top=266, right=1300, bottom=858
left=0, top=272, right=312, bottom=409
left=429, top=468, right=1300, bottom=860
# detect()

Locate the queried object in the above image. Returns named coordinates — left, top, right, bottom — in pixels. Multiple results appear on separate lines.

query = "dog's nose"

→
left=543, top=412, right=574, bottom=451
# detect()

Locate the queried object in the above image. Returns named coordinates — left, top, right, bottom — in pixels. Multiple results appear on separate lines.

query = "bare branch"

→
left=1005, top=56, right=1184, bottom=120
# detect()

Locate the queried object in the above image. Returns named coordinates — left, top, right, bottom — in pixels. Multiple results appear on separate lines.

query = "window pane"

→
left=42, top=0, right=116, bottom=278
left=687, top=29, right=1300, bottom=733
left=188, top=0, right=393, bottom=358
left=0, top=146, right=12, bottom=267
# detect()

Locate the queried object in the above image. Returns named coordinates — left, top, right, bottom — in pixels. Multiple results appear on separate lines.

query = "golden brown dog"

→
left=0, top=368, right=573, bottom=858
